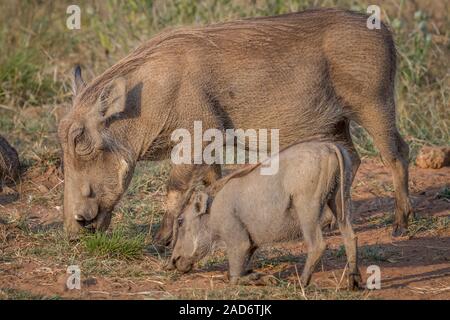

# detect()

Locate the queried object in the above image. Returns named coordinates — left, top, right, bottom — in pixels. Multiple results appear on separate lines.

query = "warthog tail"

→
left=329, top=143, right=352, bottom=222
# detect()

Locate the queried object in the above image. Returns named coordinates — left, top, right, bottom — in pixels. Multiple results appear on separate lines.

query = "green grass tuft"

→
left=360, top=246, right=387, bottom=262
left=81, top=228, right=146, bottom=260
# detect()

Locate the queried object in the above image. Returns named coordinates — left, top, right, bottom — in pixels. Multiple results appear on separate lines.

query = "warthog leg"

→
left=337, top=216, right=362, bottom=290
left=359, top=110, right=413, bottom=237
left=223, top=220, right=257, bottom=285
left=329, top=185, right=362, bottom=290
left=297, top=203, right=327, bottom=288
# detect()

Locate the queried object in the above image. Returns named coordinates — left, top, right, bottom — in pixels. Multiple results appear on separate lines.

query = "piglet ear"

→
left=72, top=65, right=86, bottom=97
left=194, top=192, right=209, bottom=215
left=96, top=77, right=127, bottom=121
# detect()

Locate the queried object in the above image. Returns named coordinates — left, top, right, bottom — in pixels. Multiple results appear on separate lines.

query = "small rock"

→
left=82, top=277, right=97, bottom=287
left=416, top=146, right=450, bottom=169
left=0, top=136, right=20, bottom=183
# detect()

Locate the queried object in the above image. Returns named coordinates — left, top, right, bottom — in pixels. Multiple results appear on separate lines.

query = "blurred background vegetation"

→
left=0, top=0, right=448, bottom=168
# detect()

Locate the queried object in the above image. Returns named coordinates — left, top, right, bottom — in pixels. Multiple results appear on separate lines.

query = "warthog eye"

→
left=74, top=130, right=95, bottom=157
left=177, top=217, right=184, bottom=227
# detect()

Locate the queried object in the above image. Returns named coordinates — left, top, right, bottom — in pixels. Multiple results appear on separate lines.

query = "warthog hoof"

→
left=348, top=272, right=362, bottom=291
left=391, top=223, right=409, bottom=238
left=392, top=199, right=414, bottom=238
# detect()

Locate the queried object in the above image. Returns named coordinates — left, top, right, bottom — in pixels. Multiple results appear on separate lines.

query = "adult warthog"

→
left=58, top=8, right=412, bottom=241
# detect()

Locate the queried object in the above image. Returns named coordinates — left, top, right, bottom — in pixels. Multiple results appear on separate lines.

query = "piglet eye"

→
left=177, top=217, right=184, bottom=227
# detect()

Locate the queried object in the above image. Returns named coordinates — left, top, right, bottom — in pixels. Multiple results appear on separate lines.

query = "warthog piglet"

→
left=169, top=140, right=362, bottom=289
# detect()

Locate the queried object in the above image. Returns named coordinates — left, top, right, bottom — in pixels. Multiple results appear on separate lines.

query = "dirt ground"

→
left=0, top=158, right=449, bottom=300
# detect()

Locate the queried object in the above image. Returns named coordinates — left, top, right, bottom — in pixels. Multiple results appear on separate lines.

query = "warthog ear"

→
left=72, top=65, right=86, bottom=97
left=96, top=77, right=127, bottom=121
left=194, top=192, right=209, bottom=216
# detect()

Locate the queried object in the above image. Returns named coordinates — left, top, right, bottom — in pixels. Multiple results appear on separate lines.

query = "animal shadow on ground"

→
left=350, top=184, right=449, bottom=234
left=261, top=236, right=450, bottom=284
left=380, top=266, right=450, bottom=290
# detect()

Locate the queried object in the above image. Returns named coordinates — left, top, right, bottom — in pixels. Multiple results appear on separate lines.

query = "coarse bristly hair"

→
left=76, top=8, right=392, bottom=108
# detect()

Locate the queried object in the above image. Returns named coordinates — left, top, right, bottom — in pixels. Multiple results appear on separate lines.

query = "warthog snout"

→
left=73, top=212, right=96, bottom=229
left=170, top=255, right=194, bottom=273
left=63, top=177, right=115, bottom=238
left=67, top=183, right=101, bottom=231
left=73, top=201, right=98, bottom=224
